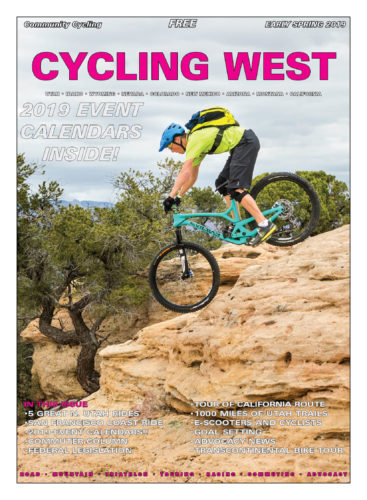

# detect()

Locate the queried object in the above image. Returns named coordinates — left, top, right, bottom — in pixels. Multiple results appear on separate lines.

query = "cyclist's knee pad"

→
left=229, top=189, right=249, bottom=203
left=215, top=175, right=228, bottom=196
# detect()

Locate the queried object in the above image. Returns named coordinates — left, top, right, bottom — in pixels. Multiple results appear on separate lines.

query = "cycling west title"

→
left=32, top=52, right=337, bottom=81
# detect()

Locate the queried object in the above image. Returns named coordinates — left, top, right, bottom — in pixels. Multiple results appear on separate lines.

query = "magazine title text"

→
left=32, top=51, right=337, bottom=81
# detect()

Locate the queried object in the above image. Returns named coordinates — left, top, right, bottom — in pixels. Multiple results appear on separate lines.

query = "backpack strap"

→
left=208, top=128, right=225, bottom=154
left=206, top=124, right=239, bottom=154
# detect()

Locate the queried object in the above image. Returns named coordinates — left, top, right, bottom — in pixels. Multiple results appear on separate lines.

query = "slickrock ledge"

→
left=100, top=226, right=349, bottom=410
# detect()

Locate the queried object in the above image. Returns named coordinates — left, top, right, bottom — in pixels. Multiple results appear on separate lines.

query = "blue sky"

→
left=17, top=17, right=350, bottom=201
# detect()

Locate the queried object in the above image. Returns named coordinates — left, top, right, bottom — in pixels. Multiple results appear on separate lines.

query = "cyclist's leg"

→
left=227, top=129, right=266, bottom=224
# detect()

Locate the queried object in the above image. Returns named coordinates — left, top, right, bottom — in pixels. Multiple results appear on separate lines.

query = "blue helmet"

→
left=159, top=123, right=185, bottom=152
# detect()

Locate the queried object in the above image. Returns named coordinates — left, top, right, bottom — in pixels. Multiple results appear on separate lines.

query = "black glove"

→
left=163, top=196, right=181, bottom=213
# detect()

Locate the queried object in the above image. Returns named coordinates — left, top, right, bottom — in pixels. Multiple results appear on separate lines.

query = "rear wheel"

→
left=149, top=241, right=220, bottom=313
left=250, top=172, right=320, bottom=246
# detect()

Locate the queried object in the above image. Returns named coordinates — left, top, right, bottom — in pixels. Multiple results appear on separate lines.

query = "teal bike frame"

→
left=173, top=199, right=283, bottom=245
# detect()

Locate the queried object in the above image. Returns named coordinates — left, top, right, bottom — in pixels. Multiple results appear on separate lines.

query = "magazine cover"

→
left=17, top=16, right=350, bottom=484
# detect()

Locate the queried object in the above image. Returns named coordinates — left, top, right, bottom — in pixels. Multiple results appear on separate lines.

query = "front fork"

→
left=175, top=229, right=193, bottom=279
left=175, top=228, right=183, bottom=244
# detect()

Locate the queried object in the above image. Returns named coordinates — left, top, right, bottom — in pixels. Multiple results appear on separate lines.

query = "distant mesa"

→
left=60, top=199, right=114, bottom=208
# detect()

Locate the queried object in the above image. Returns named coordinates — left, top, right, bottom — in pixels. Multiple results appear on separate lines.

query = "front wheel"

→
left=149, top=241, right=220, bottom=313
left=250, top=172, right=321, bottom=247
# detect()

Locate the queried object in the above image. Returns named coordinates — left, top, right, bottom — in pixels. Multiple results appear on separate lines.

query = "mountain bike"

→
left=149, top=172, right=320, bottom=313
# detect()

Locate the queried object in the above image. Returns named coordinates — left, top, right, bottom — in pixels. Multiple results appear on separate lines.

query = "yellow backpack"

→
left=185, top=107, right=240, bottom=154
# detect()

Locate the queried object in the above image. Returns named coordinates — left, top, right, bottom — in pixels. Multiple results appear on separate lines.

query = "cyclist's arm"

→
left=169, top=159, right=200, bottom=197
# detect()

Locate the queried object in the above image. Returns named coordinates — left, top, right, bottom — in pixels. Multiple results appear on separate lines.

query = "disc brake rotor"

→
left=273, top=199, right=295, bottom=220
left=272, top=199, right=300, bottom=238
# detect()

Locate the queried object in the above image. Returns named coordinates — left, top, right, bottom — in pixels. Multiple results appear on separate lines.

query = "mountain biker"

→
left=159, top=116, right=276, bottom=246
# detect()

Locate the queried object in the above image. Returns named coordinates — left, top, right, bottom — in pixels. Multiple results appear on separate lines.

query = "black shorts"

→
left=216, top=129, right=260, bottom=191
